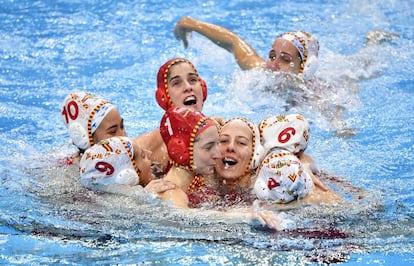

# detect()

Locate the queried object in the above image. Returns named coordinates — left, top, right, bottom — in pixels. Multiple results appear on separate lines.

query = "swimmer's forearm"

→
left=177, top=16, right=263, bottom=70
left=178, top=16, right=238, bottom=52
left=187, top=208, right=281, bottom=230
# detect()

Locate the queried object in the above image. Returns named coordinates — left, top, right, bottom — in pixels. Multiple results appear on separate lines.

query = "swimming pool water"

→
left=0, top=0, right=413, bottom=265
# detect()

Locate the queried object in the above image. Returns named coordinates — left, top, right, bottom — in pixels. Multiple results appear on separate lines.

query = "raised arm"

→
left=174, top=16, right=265, bottom=70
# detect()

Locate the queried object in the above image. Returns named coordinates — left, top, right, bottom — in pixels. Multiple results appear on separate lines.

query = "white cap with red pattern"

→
left=61, top=92, right=115, bottom=150
left=79, top=136, right=140, bottom=188
left=259, top=114, right=310, bottom=155
left=278, top=31, right=319, bottom=80
left=253, top=149, right=313, bottom=203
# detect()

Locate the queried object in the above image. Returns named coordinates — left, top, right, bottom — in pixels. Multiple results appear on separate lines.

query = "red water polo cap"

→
left=155, top=58, right=208, bottom=110
left=160, top=106, right=216, bottom=170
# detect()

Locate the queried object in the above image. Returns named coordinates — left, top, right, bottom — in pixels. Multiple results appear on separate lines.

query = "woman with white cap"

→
left=253, top=114, right=341, bottom=205
left=80, top=136, right=154, bottom=189
left=60, top=92, right=126, bottom=166
left=61, top=92, right=126, bottom=153
left=173, top=17, right=395, bottom=135
left=174, top=17, right=319, bottom=80
left=61, top=92, right=176, bottom=194
left=189, top=114, right=339, bottom=208
left=185, top=117, right=264, bottom=209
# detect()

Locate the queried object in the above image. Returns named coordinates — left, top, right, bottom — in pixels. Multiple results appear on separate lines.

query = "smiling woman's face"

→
left=215, top=120, right=253, bottom=181
left=167, top=62, right=204, bottom=111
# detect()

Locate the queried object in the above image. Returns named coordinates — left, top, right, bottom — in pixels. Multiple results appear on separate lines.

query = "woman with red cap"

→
left=157, top=106, right=282, bottom=229
left=136, top=58, right=220, bottom=177
left=158, top=106, right=219, bottom=207
left=155, top=58, right=208, bottom=112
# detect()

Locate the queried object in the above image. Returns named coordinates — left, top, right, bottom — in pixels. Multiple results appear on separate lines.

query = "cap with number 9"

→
left=79, top=136, right=140, bottom=188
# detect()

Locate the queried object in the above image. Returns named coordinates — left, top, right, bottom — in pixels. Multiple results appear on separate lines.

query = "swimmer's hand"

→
left=174, top=17, right=192, bottom=49
left=248, top=210, right=282, bottom=230
left=145, top=179, right=176, bottom=194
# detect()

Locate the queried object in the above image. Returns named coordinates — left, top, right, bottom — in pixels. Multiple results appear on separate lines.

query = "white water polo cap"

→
left=259, top=114, right=310, bottom=155
left=61, top=92, right=115, bottom=150
left=253, top=149, right=313, bottom=203
left=80, top=136, right=140, bottom=188
left=222, top=118, right=265, bottom=170
left=278, top=31, right=319, bottom=80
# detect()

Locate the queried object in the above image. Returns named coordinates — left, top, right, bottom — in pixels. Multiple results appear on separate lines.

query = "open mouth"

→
left=184, top=96, right=197, bottom=106
left=151, top=163, right=164, bottom=178
left=223, top=157, right=237, bottom=167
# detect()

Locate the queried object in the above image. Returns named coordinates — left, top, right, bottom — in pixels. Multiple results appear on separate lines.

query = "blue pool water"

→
left=1, top=0, right=413, bottom=265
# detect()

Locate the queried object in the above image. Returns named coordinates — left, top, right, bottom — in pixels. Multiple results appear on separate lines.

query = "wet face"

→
left=193, top=126, right=220, bottom=176
left=132, top=139, right=154, bottom=186
left=93, top=109, right=126, bottom=144
left=215, top=120, right=253, bottom=181
left=265, top=38, right=302, bottom=74
left=167, top=62, right=204, bottom=111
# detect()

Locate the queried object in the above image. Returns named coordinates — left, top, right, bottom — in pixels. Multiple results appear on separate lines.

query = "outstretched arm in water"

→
left=158, top=187, right=282, bottom=230
left=174, top=16, right=265, bottom=70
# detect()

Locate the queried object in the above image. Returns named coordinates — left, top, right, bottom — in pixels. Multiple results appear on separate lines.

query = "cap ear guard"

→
left=252, top=145, right=265, bottom=169
left=252, top=174, right=269, bottom=199
left=200, top=77, right=208, bottom=103
left=115, top=169, right=140, bottom=186
left=81, top=166, right=139, bottom=188
left=302, top=55, right=318, bottom=81
left=167, top=136, right=190, bottom=166
left=155, top=84, right=172, bottom=111
left=251, top=124, right=265, bottom=169
left=68, top=122, right=90, bottom=150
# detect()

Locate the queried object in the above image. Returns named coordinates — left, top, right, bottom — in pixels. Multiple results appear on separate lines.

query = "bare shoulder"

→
left=158, top=187, right=189, bottom=208
left=135, top=129, right=163, bottom=150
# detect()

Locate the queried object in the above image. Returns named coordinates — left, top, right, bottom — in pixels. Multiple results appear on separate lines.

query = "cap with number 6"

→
left=259, top=114, right=310, bottom=154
